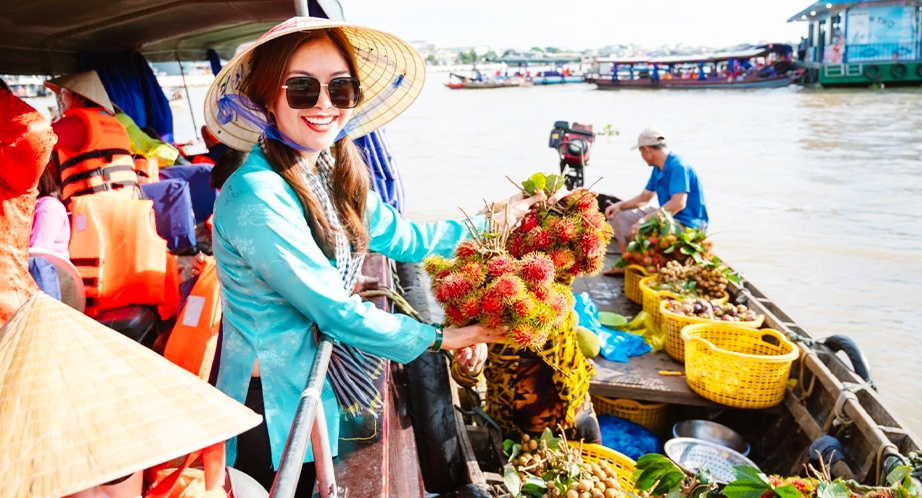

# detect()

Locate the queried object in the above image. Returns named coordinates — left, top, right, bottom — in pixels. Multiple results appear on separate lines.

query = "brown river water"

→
left=29, top=73, right=922, bottom=437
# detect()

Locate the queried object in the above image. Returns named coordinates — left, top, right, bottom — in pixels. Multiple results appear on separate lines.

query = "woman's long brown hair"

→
left=242, top=29, right=370, bottom=258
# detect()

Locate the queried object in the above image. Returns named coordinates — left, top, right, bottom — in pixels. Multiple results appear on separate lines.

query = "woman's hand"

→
left=440, top=323, right=506, bottom=351
left=490, top=191, right=546, bottom=229
left=455, top=343, right=488, bottom=376
left=189, top=252, right=207, bottom=277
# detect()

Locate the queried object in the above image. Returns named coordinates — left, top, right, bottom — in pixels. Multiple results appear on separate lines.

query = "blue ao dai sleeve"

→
left=220, top=176, right=435, bottom=363
left=366, top=191, right=486, bottom=261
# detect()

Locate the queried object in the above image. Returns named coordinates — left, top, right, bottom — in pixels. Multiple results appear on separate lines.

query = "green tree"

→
left=458, top=49, right=477, bottom=64
left=502, top=48, right=517, bottom=58
left=425, top=54, right=438, bottom=65
left=545, top=47, right=562, bottom=53
left=483, top=50, right=498, bottom=62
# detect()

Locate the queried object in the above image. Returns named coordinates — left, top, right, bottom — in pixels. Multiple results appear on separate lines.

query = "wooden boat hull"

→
left=530, top=75, right=586, bottom=85
left=445, top=80, right=526, bottom=89
left=589, top=72, right=802, bottom=89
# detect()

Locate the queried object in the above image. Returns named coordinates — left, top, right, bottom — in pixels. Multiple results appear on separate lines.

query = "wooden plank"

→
left=590, top=353, right=721, bottom=407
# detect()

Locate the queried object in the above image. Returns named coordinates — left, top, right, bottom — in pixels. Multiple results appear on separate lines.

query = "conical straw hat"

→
left=0, top=293, right=262, bottom=498
left=204, top=16, right=426, bottom=151
left=44, top=71, right=116, bottom=115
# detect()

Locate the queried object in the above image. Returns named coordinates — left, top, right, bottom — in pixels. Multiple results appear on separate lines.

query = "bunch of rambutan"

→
left=506, top=188, right=613, bottom=282
left=425, top=238, right=574, bottom=351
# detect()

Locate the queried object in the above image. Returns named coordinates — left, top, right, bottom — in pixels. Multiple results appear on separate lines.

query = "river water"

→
left=29, top=73, right=922, bottom=436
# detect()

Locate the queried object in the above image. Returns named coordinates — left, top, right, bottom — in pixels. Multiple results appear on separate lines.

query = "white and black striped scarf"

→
left=272, top=142, right=386, bottom=418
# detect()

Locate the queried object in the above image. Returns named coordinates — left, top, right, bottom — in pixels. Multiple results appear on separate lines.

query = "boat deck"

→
left=574, top=267, right=721, bottom=408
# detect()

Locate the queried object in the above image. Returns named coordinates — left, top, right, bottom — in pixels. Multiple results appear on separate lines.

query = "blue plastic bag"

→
left=597, top=414, right=660, bottom=460
left=573, top=292, right=652, bottom=362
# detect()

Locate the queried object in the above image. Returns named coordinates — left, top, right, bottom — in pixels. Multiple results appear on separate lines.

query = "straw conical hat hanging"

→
left=44, top=70, right=116, bottom=115
left=0, top=293, right=262, bottom=498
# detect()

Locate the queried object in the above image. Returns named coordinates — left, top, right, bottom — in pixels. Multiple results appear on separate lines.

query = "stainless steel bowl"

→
left=664, top=437, right=760, bottom=484
left=672, top=420, right=750, bottom=456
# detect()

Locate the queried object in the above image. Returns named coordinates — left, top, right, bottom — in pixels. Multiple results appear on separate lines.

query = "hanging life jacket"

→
left=68, top=195, right=179, bottom=319
left=55, top=107, right=140, bottom=205
left=164, top=256, right=222, bottom=381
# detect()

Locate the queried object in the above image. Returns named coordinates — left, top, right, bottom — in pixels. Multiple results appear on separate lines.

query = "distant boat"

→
left=445, top=72, right=528, bottom=89
left=587, top=44, right=805, bottom=89
left=529, top=71, right=586, bottom=85
left=7, top=75, right=50, bottom=98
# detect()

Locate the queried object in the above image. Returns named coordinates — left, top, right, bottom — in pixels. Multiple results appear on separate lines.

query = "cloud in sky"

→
left=343, top=0, right=812, bottom=50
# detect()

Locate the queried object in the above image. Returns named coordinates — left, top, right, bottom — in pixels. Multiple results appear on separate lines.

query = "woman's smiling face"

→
left=272, top=36, right=355, bottom=160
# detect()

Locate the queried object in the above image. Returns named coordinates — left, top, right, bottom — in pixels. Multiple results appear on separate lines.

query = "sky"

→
left=343, top=0, right=815, bottom=51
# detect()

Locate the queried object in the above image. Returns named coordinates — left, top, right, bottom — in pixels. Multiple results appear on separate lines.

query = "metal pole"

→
left=294, top=0, right=310, bottom=16
left=269, top=334, right=338, bottom=498
left=175, top=52, right=200, bottom=140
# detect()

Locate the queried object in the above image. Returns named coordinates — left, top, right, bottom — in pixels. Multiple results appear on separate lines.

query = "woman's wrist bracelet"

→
left=428, top=323, right=444, bottom=352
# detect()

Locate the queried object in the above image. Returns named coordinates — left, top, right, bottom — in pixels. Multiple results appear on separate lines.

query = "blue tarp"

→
left=354, top=128, right=406, bottom=214
left=159, top=164, right=216, bottom=224
left=573, top=292, right=651, bottom=362
left=78, top=52, right=175, bottom=143
left=140, top=179, right=197, bottom=252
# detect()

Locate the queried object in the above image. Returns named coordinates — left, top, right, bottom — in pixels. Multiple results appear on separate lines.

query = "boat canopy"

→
left=0, top=0, right=343, bottom=75
left=596, top=44, right=792, bottom=65
left=495, top=55, right=584, bottom=65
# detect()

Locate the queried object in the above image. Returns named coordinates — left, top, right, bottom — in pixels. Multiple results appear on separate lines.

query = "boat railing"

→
left=269, top=333, right=340, bottom=498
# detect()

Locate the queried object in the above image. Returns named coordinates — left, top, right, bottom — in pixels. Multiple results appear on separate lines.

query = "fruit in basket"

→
left=663, top=298, right=759, bottom=322
left=650, top=260, right=735, bottom=300
left=503, top=429, right=625, bottom=498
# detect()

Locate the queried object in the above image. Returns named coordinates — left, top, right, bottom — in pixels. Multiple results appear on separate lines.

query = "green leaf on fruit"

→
left=503, top=439, right=515, bottom=456
left=522, top=180, right=537, bottom=197
left=774, top=484, right=804, bottom=498
left=887, top=465, right=911, bottom=486
left=816, top=481, right=849, bottom=498
left=530, top=173, right=547, bottom=191
left=504, top=465, right=522, bottom=497
left=539, top=427, right=559, bottom=450
left=545, top=174, right=565, bottom=194
left=521, top=476, right=547, bottom=496
left=508, top=443, right=522, bottom=463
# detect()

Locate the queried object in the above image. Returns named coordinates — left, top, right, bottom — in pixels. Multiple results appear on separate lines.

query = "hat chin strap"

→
left=217, top=94, right=321, bottom=153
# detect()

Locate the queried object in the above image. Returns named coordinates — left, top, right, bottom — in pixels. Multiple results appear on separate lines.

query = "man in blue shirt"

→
left=604, top=128, right=708, bottom=270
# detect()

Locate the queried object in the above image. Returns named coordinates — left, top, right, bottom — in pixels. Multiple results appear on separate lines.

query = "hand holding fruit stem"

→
left=455, top=343, right=488, bottom=376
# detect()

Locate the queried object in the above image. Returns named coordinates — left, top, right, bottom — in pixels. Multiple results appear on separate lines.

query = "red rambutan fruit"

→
left=455, top=240, right=478, bottom=259
left=527, top=227, right=553, bottom=251
left=486, top=254, right=517, bottom=278
left=482, top=312, right=504, bottom=330
left=511, top=298, right=534, bottom=316
left=575, top=191, right=598, bottom=211
left=548, top=249, right=575, bottom=270
left=433, top=274, right=473, bottom=304
left=553, top=217, right=578, bottom=243
left=423, top=256, right=451, bottom=277
left=481, top=289, right=505, bottom=314
left=506, top=232, right=528, bottom=258
left=444, top=304, right=466, bottom=326
left=519, top=212, right=539, bottom=233
left=459, top=295, right=481, bottom=320
left=493, top=275, right=526, bottom=301
left=458, top=260, right=486, bottom=286
left=518, top=252, right=555, bottom=288
left=510, top=323, right=536, bottom=348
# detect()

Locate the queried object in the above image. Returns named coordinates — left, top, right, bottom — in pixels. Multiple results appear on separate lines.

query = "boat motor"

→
left=548, top=121, right=595, bottom=190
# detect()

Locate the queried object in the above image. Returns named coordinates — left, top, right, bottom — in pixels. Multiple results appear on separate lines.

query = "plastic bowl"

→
left=664, top=437, right=760, bottom=484
left=672, top=420, right=750, bottom=456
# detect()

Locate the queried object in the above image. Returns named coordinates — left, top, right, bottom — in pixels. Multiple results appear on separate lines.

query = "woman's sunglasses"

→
left=281, top=76, right=362, bottom=109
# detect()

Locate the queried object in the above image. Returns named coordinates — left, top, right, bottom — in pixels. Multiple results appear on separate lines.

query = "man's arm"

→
left=630, top=192, right=688, bottom=235
left=604, top=189, right=655, bottom=219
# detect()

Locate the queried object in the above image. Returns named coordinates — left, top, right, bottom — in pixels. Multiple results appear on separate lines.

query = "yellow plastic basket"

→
left=660, top=300, right=765, bottom=363
left=681, top=324, right=799, bottom=409
left=568, top=441, right=636, bottom=492
left=591, top=395, right=668, bottom=435
left=624, top=265, right=649, bottom=304
left=638, top=276, right=679, bottom=330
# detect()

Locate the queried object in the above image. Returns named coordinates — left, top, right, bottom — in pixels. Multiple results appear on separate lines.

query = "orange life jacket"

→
left=68, top=195, right=179, bottom=319
left=55, top=107, right=139, bottom=205
left=164, top=256, right=222, bottom=381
